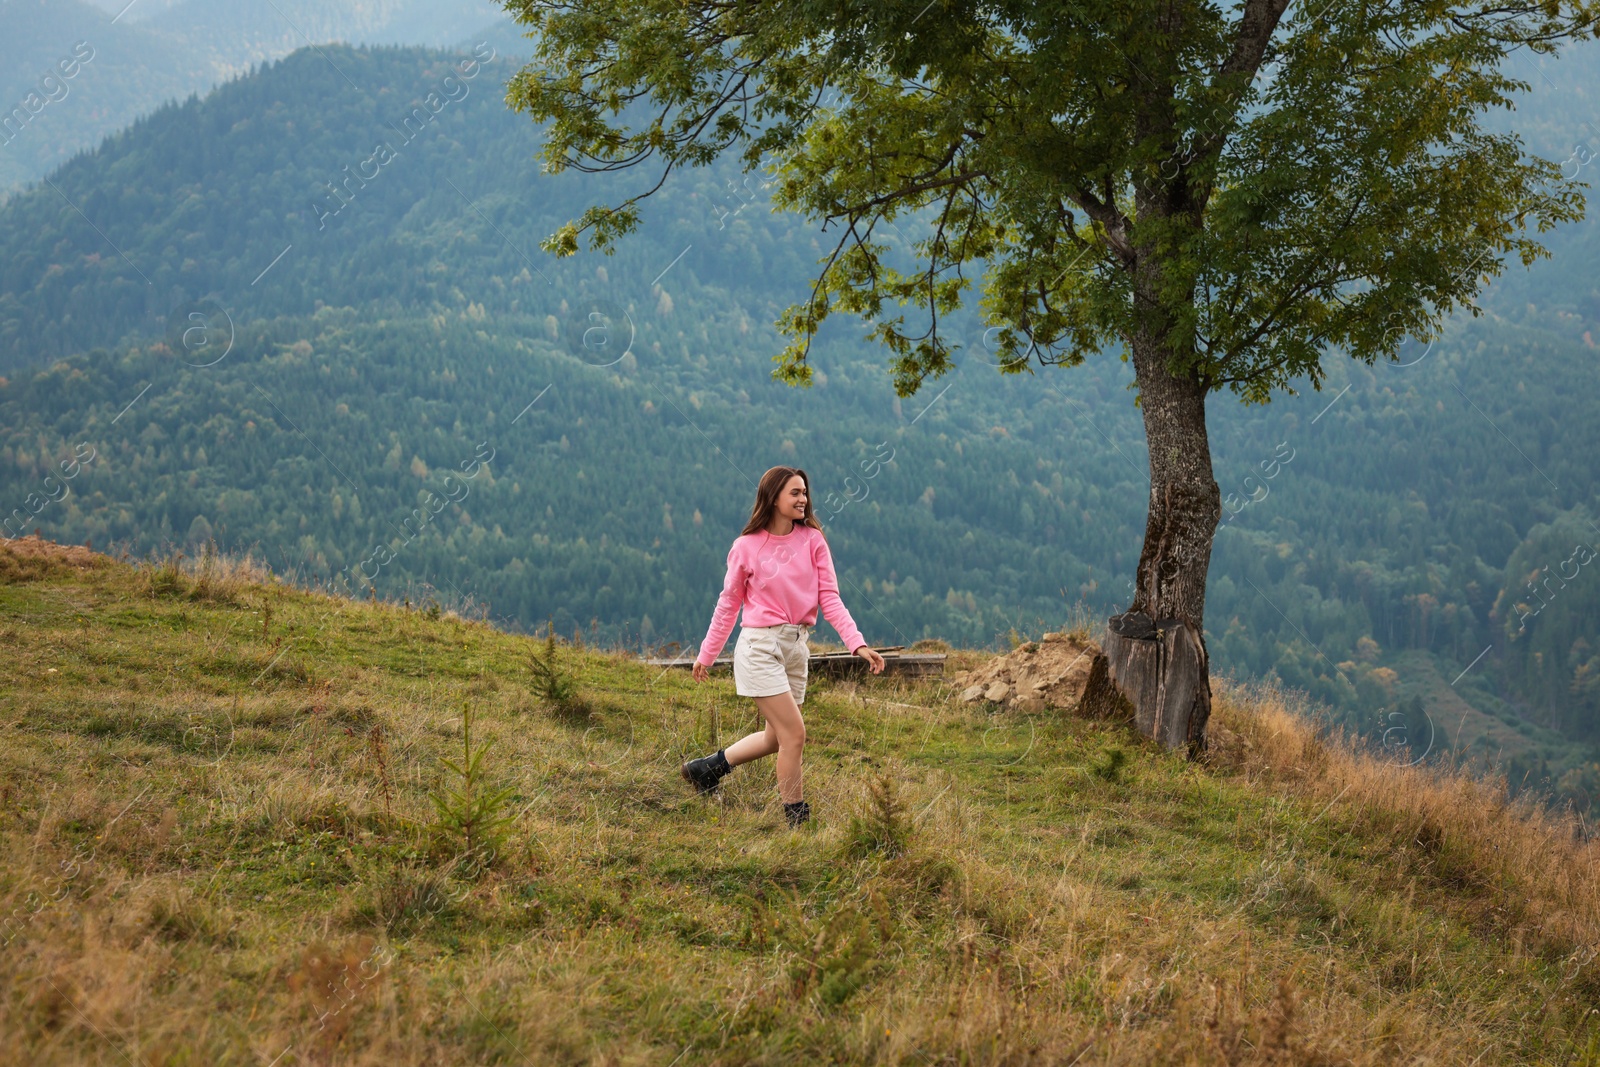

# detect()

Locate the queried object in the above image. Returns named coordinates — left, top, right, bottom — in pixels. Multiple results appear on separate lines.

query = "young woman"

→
left=682, top=466, right=886, bottom=826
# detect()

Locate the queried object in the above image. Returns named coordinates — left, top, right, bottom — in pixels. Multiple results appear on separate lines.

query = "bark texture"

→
left=1099, top=619, right=1212, bottom=754
left=1128, top=341, right=1220, bottom=630
left=1080, top=251, right=1222, bottom=755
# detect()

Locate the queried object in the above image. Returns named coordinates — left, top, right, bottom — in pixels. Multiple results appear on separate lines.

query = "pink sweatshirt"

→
left=696, top=525, right=867, bottom=666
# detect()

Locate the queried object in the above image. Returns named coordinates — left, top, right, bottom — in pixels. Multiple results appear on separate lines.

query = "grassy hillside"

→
left=5, top=38, right=1600, bottom=794
left=3, top=536, right=1599, bottom=1065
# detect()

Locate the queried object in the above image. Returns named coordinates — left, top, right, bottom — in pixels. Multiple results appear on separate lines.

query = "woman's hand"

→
left=855, top=646, right=887, bottom=674
left=692, top=660, right=710, bottom=682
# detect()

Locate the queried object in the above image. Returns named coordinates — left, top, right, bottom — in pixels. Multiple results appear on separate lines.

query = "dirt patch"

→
left=0, top=535, right=109, bottom=582
left=949, top=631, right=1101, bottom=711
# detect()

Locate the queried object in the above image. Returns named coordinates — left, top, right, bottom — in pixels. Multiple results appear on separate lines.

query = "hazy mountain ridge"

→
left=0, top=0, right=511, bottom=192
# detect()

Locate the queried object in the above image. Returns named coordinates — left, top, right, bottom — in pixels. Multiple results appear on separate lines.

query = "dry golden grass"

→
left=0, top=534, right=107, bottom=581
left=1208, top=678, right=1600, bottom=963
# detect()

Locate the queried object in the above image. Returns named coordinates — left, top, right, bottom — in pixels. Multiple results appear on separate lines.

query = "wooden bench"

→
left=643, top=646, right=946, bottom=678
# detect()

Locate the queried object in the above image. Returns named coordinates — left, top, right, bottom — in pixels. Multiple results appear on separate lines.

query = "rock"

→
left=1015, top=696, right=1047, bottom=713
left=955, top=632, right=1101, bottom=712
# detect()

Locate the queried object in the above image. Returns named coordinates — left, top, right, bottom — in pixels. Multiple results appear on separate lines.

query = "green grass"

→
left=2, top=538, right=1599, bottom=1065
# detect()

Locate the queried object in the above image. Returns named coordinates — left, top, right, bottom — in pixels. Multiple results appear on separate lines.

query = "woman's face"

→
left=776, top=474, right=808, bottom=523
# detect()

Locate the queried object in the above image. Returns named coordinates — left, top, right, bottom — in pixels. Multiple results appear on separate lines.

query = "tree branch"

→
left=1216, top=0, right=1292, bottom=84
left=1181, top=0, right=1292, bottom=202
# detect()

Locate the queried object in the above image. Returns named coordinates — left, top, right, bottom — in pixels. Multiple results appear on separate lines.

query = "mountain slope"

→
left=0, top=0, right=199, bottom=190
left=2, top=536, right=1598, bottom=1064
left=0, top=44, right=1152, bottom=647
left=3, top=42, right=1600, bottom=803
left=0, top=0, right=512, bottom=192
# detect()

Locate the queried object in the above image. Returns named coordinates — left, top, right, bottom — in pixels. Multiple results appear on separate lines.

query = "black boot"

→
left=783, top=799, right=811, bottom=827
left=681, top=749, right=731, bottom=794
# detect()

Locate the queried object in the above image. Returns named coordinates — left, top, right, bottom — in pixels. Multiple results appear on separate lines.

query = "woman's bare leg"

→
left=723, top=716, right=779, bottom=766
left=722, top=692, right=806, bottom=802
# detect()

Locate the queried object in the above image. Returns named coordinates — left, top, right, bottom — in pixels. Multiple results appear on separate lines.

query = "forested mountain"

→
left=0, top=0, right=510, bottom=192
left=1, top=42, right=1598, bottom=808
left=0, top=44, right=1152, bottom=645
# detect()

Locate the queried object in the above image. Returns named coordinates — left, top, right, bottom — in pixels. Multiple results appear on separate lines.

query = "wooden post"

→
left=1082, top=612, right=1211, bottom=757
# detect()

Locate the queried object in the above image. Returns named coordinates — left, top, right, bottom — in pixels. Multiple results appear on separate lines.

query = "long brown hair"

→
left=740, top=466, right=825, bottom=537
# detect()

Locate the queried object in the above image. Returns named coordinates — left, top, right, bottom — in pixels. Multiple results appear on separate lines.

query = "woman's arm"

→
left=696, top=542, right=748, bottom=667
left=812, top=534, right=867, bottom=653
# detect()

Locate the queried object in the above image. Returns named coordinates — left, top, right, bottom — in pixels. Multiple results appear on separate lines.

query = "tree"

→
left=503, top=0, right=1597, bottom=751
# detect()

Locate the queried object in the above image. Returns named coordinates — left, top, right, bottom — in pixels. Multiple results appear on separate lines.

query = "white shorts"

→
left=733, top=623, right=812, bottom=703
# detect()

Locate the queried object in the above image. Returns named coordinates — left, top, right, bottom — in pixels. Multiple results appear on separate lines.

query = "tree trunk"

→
left=1081, top=311, right=1222, bottom=756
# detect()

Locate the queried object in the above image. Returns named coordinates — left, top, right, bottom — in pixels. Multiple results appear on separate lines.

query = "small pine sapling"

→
left=428, top=702, right=516, bottom=872
left=529, top=619, right=589, bottom=720
left=846, top=771, right=910, bottom=859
